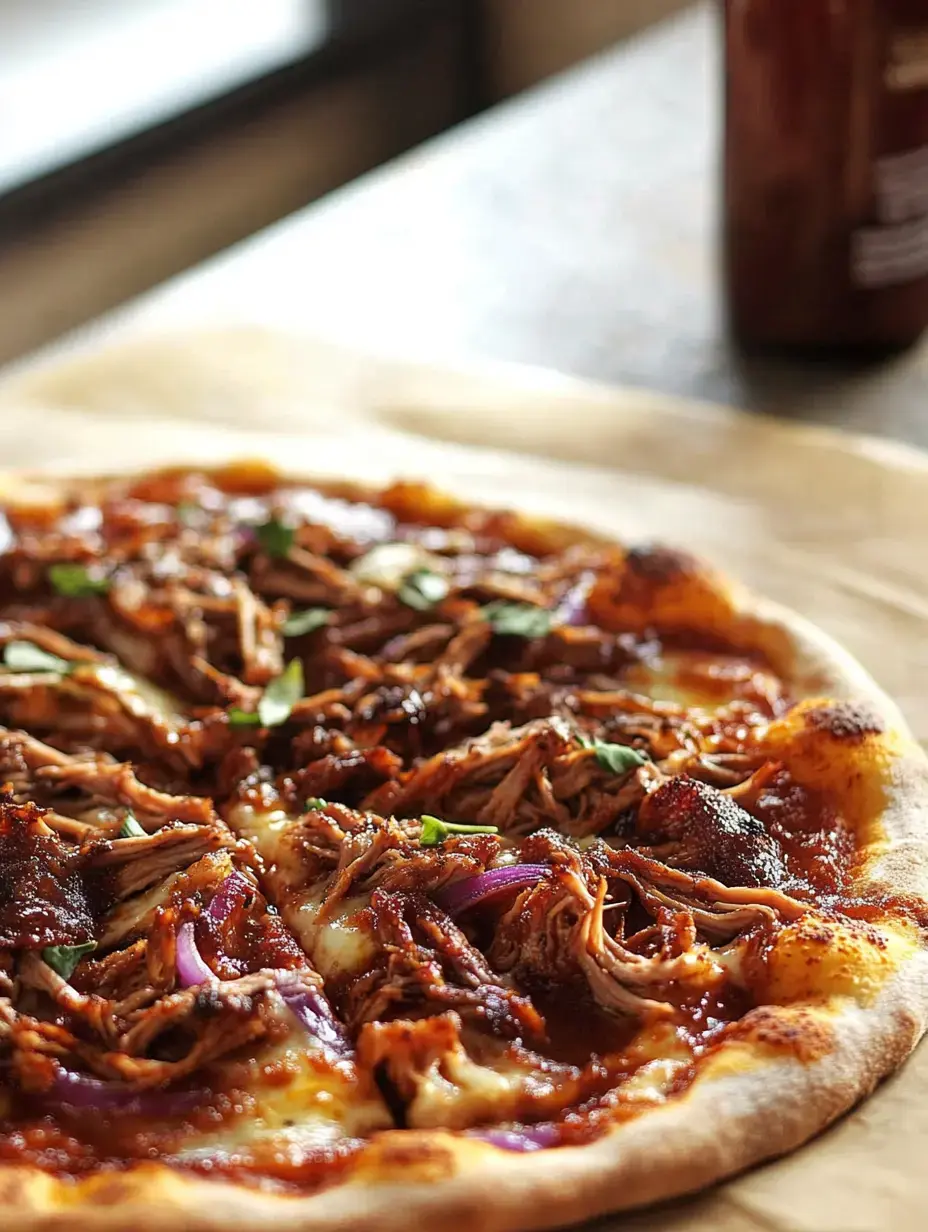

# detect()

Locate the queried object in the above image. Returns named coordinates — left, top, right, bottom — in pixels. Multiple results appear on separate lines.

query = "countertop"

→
left=15, top=2, right=928, bottom=449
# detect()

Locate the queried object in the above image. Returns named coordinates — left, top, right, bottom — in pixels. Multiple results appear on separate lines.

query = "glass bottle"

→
left=724, top=0, right=928, bottom=350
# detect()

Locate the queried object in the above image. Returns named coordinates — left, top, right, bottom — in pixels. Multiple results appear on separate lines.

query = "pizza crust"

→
left=2, top=464, right=927, bottom=1232
left=4, top=957, right=926, bottom=1232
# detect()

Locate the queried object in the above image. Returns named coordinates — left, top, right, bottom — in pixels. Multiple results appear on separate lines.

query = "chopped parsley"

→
left=482, top=601, right=553, bottom=639
left=419, top=815, right=499, bottom=846
left=303, top=797, right=328, bottom=812
left=48, top=563, right=110, bottom=598
left=255, top=517, right=295, bottom=558
left=42, top=941, right=97, bottom=981
left=282, top=608, right=330, bottom=637
left=397, top=569, right=450, bottom=612
left=118, top=812, right=146, bottom=838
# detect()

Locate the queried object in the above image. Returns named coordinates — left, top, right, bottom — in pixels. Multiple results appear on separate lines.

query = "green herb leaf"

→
left=255, top=518, right=295, bottom=559
left=589, top=741, right=648, bottom=776
left=228, top=660, right=305, bottom=729
left=303, top=797, right=328, bottom=812
left=48, top=563, right=110, bottom=598
left=3, top=641, right=71, bottom=674
left=283, top=608, right=330, bottom=637
left=258, top=658, right=304, bottom=727
left=118, top=812, right=146, bottom=838
left=397, top=569, right=450, bottom=612
left=176, top=500, right=200, bottom=526
left=419, top=814, right=499, bottom=847
left=42, top=941, right=97, bottom=981
left=482, top=601, right=553, bottom=639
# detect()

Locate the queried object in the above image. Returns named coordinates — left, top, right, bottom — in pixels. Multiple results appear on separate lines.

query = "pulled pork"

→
left=0, top=795, right=97, bottom=949
left=0, top=468, right=821, bottom=1139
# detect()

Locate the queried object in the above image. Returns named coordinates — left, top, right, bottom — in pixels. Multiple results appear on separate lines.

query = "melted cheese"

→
left=0, top=659, right=187, bottom=731
left=619, top=1057, right=690, bottom=1103
left=714, top=941, right=747, bottom=985
left=405, top=1041, right=560, bottom=1131
left=98, top=853, right=237, bottom=946
left=304, top=891, right=375, bottom=979
left=226, top=802, right=374, bottom=979
left=75, top=663, right=187, bottom=730
left=201, top=805, right=395, bottom=1148
left=349, top=541, right=446, bottom=590
left=624, top=651, right=781, bottom=712
left=98, top=870, right=187, bottom=947
left=629, top=1020, right=689, bottom=1058
left=176, top=1030, right=391, bottom=1163
left=227, top=803, right=293, bottom=864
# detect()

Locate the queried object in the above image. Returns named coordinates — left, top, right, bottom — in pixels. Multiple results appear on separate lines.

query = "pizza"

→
left=0, top=461, right=926, bottom=1232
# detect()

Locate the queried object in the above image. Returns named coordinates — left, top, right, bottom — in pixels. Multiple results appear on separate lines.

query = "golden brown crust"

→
left=4, top=964, right=926, bottom=1232
left=2, top=463, right=927, bottom=1232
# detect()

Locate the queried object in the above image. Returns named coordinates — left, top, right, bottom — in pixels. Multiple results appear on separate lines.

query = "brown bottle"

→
left=724, top=0, right=928, bottom=350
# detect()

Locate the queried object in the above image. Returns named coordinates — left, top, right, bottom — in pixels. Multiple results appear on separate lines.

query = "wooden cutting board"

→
left=1, top=326, right=926, bottom=1232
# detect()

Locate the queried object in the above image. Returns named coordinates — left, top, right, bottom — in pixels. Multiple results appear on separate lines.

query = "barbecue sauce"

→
left=724, top=0, right=928, bottom=349
left=0, top=466, right=904, bottom=1185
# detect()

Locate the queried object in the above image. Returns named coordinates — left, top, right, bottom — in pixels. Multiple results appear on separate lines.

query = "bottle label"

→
left=886, top=29, right=928, bottom=92
left=852, top=23, right=928, bottom=289
left=853, top=147, right=928, bottom=287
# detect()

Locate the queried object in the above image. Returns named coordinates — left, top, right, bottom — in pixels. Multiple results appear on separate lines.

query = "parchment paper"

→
left=0, top=326, right=925, bottom=1232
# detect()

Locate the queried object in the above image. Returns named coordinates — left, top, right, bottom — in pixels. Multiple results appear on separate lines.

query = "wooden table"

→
left=16, top=2, right=928, bottom=449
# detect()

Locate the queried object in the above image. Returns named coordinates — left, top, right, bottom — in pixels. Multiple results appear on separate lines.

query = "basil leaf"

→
left=3, top=641, right=71, bottom=674
left=255, top=518, right=295, bottom=559
left=119, top=812, right=146, bottom=838
left=258, top=658, right=304, bottom=727
left=419, top=814, right=499, bottom=847
left=228, top=660, right=305, bottom=728
left=482, top=601, right=553, bottom=639
left=48, top=563, right=110, bottom=598
left=397, top=569, right=450, bottom=612
left=42, top=941, right=97, bottom=981
left=283, top=608, right=330, bottom=637
left=303, top=797, right=328, bottom=812
left=590, top=741, right=648, bottom=776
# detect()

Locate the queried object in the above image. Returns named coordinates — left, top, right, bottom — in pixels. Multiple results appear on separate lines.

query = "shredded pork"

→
left=0, top=467, right=828, bottom=1153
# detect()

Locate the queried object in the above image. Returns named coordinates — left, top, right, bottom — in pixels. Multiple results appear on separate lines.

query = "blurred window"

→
left=0, top=0, right=328, bottom=194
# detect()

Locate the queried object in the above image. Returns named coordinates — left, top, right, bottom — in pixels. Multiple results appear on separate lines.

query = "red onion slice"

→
left=175, top=921, right=216, bottom=988
left=435, top=865, right=550, bottom=917
left=48, top=1069, right=206, bottom=1117
left=175, top=941, right=348, bottom=1056
left=233, top=525, right=258, bottom=553
left=176, top=876, right=350, bottom=1059
left=555, top=572, right=595, bottom=627
left=274, top=974, right=351, bottom=1060
left=471, top=1124, right=560, bottom=1152
left=207, top=870, right=251, bottom=924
